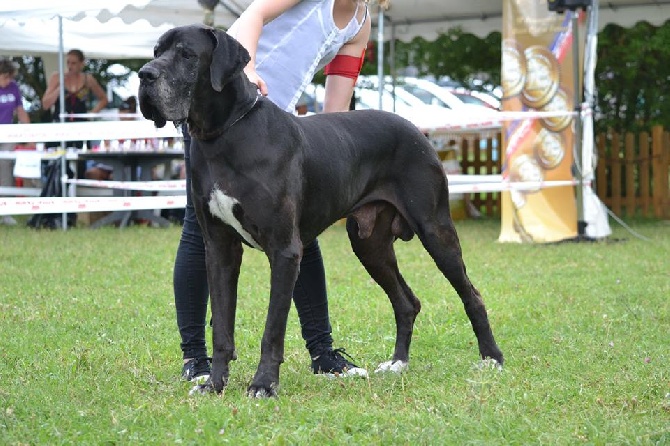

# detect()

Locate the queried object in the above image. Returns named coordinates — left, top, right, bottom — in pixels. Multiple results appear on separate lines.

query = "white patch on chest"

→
left=208, top=188, right=262, bottom=250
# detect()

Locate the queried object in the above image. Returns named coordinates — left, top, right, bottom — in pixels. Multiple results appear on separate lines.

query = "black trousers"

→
left=173, top=130, right=334, bottom=360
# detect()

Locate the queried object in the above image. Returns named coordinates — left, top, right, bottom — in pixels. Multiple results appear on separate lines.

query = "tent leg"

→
left=376, top=5, right=385, bottom=110
left=569, top=10, right=597, bottom=242
left=571, top=12, right=586, bottom=237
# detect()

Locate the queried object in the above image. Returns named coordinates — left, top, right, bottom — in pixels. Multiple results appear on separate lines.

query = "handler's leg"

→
left=173, top=130, right=211, bottom=382
left=292, top=239, right=367, bottom=377
left=293, top=239, right=331, bottom=352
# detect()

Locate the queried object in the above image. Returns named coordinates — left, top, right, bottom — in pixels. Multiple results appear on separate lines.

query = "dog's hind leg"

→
left=414, top=194, right=504, bottom=366
left=347, top=203, right=421, bottom=373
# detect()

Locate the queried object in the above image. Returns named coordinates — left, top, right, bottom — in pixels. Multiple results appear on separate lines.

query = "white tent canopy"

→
left=2, top=0, right=670, bottom=59
left=1, top=17, right=173, bottom=59
left=0, top=0, right=150, bottom=21
left=0, top=1, right=167, bottom=60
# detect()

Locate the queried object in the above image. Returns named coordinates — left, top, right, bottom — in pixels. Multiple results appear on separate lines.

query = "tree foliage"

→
left=391, top=29, right=502, bottom=91
left=595, top=20, right=670, bottom=133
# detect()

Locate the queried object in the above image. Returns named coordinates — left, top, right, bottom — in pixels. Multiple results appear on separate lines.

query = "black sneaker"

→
left=311, top=348, right=368, bottom=378
left=181, top=357, right=211, bottom=383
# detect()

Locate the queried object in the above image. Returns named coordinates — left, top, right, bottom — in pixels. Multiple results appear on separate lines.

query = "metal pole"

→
left=390, top=24, right=396, bottom=113
left=376, top=6, right=384, bottom=110
left=571, top=12, right=585, bottom=237
left=58, top=15, right=68, bottom=230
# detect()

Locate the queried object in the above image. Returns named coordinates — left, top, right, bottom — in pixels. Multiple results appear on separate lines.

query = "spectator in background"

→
left=0, top=57, right=30, bottom=226
left=41, top=49, right=108, bottom=149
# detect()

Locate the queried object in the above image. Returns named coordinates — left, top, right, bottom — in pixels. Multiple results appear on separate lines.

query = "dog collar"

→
left=189, top=94, right=260, bottom=141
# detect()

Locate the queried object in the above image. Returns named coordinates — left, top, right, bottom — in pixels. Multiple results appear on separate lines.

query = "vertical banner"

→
left=499, top=0, right=582, bottom=243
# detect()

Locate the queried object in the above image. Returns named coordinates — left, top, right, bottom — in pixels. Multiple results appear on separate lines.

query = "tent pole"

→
left=376, top=6, right=384, bottom=110
left=571, top=12, right=585, bottom=238
left=58, top=15, right=68, bottom=230
left=390, top=24, right=396, bottom=113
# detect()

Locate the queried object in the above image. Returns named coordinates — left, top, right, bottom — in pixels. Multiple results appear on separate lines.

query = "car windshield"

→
left=451, top=92, right=490, bottom=108
left=400, top=84, right=452, bottom=109
left=356, top=88, right=413, bottom=111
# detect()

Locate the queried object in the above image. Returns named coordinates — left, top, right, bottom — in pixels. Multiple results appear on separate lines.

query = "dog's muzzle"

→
left=138, top=65, right=167, bottom=128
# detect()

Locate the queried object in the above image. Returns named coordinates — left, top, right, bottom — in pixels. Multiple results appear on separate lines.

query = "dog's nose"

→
left=138, top=65, right=160, bottom=83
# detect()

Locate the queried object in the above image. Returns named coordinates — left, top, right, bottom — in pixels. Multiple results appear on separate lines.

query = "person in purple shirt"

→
left=0, top=57, right=30, bottom=226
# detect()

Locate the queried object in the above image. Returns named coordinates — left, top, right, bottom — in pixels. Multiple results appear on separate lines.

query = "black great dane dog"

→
left=139, top=24, right=504, bottom=397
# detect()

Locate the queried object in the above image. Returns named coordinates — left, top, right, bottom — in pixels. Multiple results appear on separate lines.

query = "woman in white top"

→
left=176, top=0, right=390, bottom=384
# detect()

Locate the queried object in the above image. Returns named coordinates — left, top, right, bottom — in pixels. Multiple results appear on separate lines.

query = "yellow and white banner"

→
left=498, top=0, right=584, bottom=243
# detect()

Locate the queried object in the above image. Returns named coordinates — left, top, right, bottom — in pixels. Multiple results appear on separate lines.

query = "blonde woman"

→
left=176, top=0, right=390, bottom=384
left=42, top=49, right=108, bottom=149
left=42, top=49, right=109, bottom=120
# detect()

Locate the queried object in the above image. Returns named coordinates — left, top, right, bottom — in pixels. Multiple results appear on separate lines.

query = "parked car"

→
left=314, top=77, right=497, bottom=130
left=401, top=77, right=501, bottom=111
left=354, top=84, right=456, bottom=129
left=434, top=77, right=503, bottom=110
left=443, top=87, right=501, bottom=110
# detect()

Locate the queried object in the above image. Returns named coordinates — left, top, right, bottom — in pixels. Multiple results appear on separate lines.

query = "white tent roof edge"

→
left=2, top=0, right=670, bottom=59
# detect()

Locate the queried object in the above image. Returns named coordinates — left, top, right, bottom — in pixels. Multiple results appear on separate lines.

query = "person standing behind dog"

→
left=0, top=57, right=30, bottom=226
left=41, top=49, right=108, bottom=149
left=175, top=0, right=390, bottom=384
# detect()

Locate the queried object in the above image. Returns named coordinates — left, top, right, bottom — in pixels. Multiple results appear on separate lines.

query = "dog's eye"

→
left=176, top=44, right=194, bottom=60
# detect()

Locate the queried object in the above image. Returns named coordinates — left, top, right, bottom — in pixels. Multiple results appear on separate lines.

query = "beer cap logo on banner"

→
left=502, top=39, right=526, bottom=99
left=540, top=88, right=573, bottom=132
left=521, top=46, right=560, bottom=109
left=533, top=128, right=565, bottom=170
left=509, top=154, right=544, bottom=192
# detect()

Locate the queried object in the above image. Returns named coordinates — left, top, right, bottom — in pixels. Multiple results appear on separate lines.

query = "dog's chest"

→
left=208, top=188, right=262, bottom=250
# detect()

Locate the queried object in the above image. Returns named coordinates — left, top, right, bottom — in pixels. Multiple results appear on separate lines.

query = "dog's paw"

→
left=210, top=365, right=230, bottom=393
left=189, top=381, right=216, bottom=396
left=473, top=358, right=503, bottom=371
left=246, top=384, right=278, bottom=398
left=374, top=360, right=408, bottom=374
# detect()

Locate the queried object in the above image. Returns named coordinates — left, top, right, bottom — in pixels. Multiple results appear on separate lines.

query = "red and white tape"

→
left=420, top=108, right=582, bottom=132
left=0, top=195, right=186, bottom=216
left=448, top=179, right=583, bottom=194
left=68, top=179, right=187, bottom=191
left=0, top=120, right=183, bottom=144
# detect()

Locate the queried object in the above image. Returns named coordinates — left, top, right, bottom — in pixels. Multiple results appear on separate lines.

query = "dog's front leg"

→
left=247, top=245, right=301, bottom=398
left=206, top=233, right=244, bottom=393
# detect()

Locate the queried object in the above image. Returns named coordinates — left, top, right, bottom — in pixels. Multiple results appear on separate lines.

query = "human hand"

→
left=244, top=68, right=268, bottom=96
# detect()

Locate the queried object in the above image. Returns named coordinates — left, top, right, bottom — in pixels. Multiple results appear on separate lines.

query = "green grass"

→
left=1, top=217, right=668, bottom=445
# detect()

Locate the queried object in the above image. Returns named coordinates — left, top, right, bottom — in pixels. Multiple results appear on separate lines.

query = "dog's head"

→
left=138, top=24, right=251, bottom=128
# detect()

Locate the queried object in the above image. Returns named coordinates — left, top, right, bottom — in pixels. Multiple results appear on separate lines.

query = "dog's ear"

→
left=208, top=28, right=251, bottom=92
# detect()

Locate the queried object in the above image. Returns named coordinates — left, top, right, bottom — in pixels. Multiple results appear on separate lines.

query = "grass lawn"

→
left=0, top=216, right=668, bottom=445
